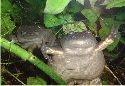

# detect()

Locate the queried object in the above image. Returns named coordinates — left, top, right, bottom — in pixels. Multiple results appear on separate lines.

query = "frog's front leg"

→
left=45, top=47, right=64, bottom=55
left=95, top=25, right=119, bottom=52
left=41, top=44, right=64, bottom=61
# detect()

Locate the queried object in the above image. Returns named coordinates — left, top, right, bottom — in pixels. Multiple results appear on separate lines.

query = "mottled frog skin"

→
left=46, top=30, right=105, bottom=84
left=13, top=24, right=55, bottom=48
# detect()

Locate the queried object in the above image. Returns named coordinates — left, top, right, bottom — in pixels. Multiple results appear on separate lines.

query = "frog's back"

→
left=16, top=24, right=55, bottom=48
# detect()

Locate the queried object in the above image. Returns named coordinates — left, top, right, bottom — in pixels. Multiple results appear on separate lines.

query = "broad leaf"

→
left=115, top=11, right=125, bottom=21
left=1, top=0, right=13, bottom=13
left=81, top=8, right=100, bottom=23
left=87, top=22, right=97, bottom=35
left=26, top=0, right=43, bottom=7
left=99, top=18, right=123, bottom=39
left=99, top=26, right=110, bottom=39
left=101, top=0, right=112, bottom=5
left=44, top=0, right=71, bottom=14
left=67, top=0, right=84, bottom=13
left=26, top=0, right=46, bottom=14
left=106, top=0, right=125, bottom=9
left=44, top=14, right=74, bottom=27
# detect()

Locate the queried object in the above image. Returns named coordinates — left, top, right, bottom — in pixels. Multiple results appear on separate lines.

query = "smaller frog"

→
left=41, top=30, right=105, bottom=84
left=10, top=24, right=56, bottom=59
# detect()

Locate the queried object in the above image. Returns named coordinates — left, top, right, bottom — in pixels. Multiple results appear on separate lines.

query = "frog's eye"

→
left=45, top=42, right=49, bottom=45
left=21, top=31, right=27, bottom=36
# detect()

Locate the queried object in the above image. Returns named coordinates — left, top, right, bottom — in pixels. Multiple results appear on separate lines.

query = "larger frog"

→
left=41, top=26, right=119, bottom=84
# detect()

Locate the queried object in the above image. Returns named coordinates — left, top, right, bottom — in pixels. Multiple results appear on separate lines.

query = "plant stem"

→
left=0, top=37, right=67, bottom=85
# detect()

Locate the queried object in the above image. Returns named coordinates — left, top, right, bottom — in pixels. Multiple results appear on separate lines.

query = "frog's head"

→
left=60, top=30, right=97, bottom=55
left=61, top=25, right=120, bottom=55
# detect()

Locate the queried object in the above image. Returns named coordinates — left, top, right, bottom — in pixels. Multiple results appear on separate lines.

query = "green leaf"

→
left=62, top=21, right=86, bottom=34
left=44, top=14, right=74, bottom=27
left=1, top=0, right=15, bottom=37
left=1, top=14, right=15, bottom=37
left=99, top=18, right=123, bottom=51
left=58, top=14, right=74, bottom=23
left=87, top=22, right=97, bottom=35
left=67, top=0, right=84, bottom=13
left=44, top=0, right=71, bottom=14
left=26, top=0, right=46, bottom=14
left=99, top=18, right=123, bottom=39
left=106, top=0, right=125, bottom=9
left=102, top=80, right=109, bottom=85
left=99, top=24, right=111, bottom=39
left=107, top=34, right=121, bottom=51
left=120, top=36, right=125, bottom=45
left=10, top=4, right=22, bottom=23
left=26, top=0, right=42, bottom=6
left=101, top=0, right=112, bottom=5
left=44, top=14, right=64, bottom=27
left=27, top=76, right=47, bottom=85
left=115, top=11, right=125, bottom=21
left=1, top=0, right=13, bottom=13
left=81, top=8, right=99, bottom=23
left=0, top=76, right=6, bottom=85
